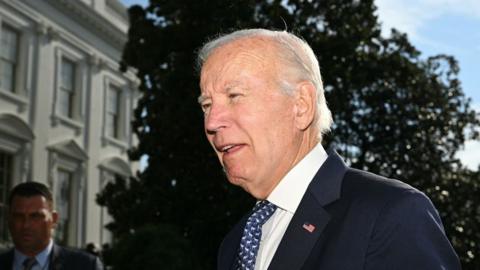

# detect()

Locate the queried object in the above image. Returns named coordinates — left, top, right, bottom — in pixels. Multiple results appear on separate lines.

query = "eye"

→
left=201, top=101, right=211, bottom=113
left=30, top=213, right=45, bottom=221
left=228, top=92, right=242, bottom=100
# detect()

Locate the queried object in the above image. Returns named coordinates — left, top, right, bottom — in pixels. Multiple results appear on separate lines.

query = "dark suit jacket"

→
left=218, top=150, right=461, bottom=269
left=0, top=243, right=103, bottom=270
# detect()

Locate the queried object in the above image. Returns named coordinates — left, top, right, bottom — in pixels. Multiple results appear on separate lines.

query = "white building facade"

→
left=0, top=0, right=138, bottom=249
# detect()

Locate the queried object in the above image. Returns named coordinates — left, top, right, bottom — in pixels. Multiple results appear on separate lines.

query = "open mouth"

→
left=221, top=145, right=235, bottom=153
left=219, top=144, right=244, bottom=154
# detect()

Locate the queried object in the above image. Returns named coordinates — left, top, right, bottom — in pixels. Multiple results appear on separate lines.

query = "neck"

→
left=18, top=249, right=40, bottom=258
left=255, top=131, right=319, bottom=199
left=16, top=240, right=51, bottom=257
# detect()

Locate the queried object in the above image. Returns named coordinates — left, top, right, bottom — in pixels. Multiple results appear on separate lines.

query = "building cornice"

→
left=2, top=0, right=127, bottom=51
left=44, top=0, right=127, bottom=51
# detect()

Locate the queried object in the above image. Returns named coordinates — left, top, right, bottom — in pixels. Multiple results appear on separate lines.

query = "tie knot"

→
left=23, top=257, right=37, bottom=270
left=250, top=200, right=277, bottom=227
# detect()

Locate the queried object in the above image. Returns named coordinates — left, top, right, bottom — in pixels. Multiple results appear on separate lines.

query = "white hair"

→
left=197, top=28, right=333, bottom=140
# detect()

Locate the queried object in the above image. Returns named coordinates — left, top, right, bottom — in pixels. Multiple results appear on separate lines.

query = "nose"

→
left=205, top=102, right=228, bottom=134
left=21, top=217, right=31, bottom=229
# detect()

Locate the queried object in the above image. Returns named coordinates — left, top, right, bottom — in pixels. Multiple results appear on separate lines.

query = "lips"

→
left=221, top=144, right=235, bottom=152
left=215, top=143, right=245, bottom=155
left=21, top=233, right=34, bottom=240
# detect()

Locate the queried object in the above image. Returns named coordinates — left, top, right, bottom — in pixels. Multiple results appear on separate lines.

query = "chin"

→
left=227, top=178, right=265, bottom=199
left=227, top=175, right=242, bottom=186
left=248, top=189, right=270, bottom=200
left=227, top=175, right=250, bottom=190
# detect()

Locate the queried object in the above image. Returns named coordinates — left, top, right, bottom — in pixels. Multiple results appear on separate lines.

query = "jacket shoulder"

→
left=337, top=167, right=440, bottom=225
left=53, top=245, right=103, bottom=269
left=341, top=168, right=427, bottom=205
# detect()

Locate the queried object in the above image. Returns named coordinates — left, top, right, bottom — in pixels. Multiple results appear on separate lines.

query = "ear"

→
left=51, top=211, right=59, bottom=227
left=293, top=81, right=316, bottom=130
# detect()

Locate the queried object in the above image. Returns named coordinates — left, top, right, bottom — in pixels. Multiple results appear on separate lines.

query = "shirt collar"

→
left=14, top=239, right=53, bottom=269
left=267, top=143, right=328, bottom=213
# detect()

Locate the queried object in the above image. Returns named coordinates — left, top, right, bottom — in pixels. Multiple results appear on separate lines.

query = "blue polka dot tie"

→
left=237, top=200, right=277, bottom=270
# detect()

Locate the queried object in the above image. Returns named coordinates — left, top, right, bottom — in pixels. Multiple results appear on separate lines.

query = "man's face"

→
left=8, top=195, right=58, bottom=256
left=199, top=38, right=308, bottom=199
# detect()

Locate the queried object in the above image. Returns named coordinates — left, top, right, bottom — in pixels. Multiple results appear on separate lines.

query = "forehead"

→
left=10, top=195, right=50, bottom=212
left=200, top=37, right=280, bottom=92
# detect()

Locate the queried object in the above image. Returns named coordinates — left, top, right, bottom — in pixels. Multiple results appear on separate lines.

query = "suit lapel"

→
left=268, top=149, right=347, bottom=270
left=268, top=191, right=330, bottom=270
left=218, top=214, right=249, bottom=270
left=49, top=244, right=63, bottom=270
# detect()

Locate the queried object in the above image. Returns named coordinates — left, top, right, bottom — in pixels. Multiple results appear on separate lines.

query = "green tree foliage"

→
left=97, top=0, right=480, bottom=269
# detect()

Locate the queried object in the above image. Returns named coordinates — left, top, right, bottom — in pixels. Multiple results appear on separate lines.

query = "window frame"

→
left=0, top=15, right=34, bottom=112
left=98, top=157, right=131, bottom=245
left=47, top=140, right=88, bottom=248
left=0, top=150, right=13, bottom=243
left=0, top=113, right=34, bottom=246
left=0, top=24, right=19, bottom=93
left=106, top=85, right=121, bottom=139
left=58, top=57, right=76, bottom=118
left=102, top=75, right=132, bottom=150
left=52, top=45, right=87, bottom=133
left=55, top=168, right=74, bottom=246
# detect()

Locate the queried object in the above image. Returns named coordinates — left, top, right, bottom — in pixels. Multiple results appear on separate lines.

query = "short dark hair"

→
left=8, top=181, right=54, bottom=209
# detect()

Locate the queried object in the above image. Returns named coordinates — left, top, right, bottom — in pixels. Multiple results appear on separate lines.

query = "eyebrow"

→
left=197, top=95, right=208, bottom=104
left=11, top=210, right=45, bottom=215
left=197, top=81, right=244, bottom=104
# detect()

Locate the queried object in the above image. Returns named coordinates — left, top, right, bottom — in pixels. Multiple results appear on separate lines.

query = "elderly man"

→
left=0, top=182, right=103, bottom=270
left=197, top=29, right=460, bottom=270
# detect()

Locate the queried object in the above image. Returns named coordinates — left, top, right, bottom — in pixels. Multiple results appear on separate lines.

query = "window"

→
left=102, top=76, right=133, bottom=149
left=100, top=171, right=117, bottom=244
left=98, top=157, right=132, bottom=245
left=106, top=86, right=120, bottom=138
left=48, top=140, right=87, bottom=247
left=0, top=25, right=18, bottom=92
left=58, top=58, right=76, bottom=118
left=55, top=169, right=73, bottom=245
left=0, top=151, right=13, bottom=242
left=52, top=46, right=88, bottom=131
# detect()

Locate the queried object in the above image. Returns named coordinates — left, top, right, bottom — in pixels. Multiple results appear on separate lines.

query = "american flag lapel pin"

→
left=302, top=222, right=316, bottom=233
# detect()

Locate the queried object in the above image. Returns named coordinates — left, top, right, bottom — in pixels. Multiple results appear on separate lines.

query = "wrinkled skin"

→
left=199, top=37, right=318, bottom=199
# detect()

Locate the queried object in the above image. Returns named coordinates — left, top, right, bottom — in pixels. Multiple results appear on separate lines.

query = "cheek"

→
left=46, top=222, right=54, bottom=229
left=253, top=109, right=294, bottom=141
left=206, top=136, right=224, bottom=165
left=206, top=134, right=215, bottom=150
left=9, top=219, right=20, bottom=228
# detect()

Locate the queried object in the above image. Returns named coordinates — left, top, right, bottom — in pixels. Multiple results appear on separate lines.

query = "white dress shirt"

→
left=13, top=240, right=53, bottom=270
left=255, top=143, right=328, bottom=270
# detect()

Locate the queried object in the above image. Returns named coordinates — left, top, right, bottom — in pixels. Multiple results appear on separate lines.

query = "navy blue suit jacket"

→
left=218, top=150, right=461, bottom=269
left=0, top=243, right=103, bottom=270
